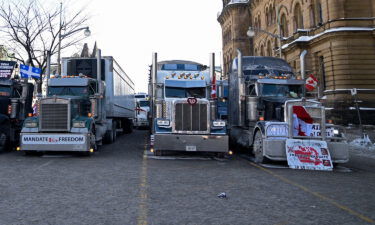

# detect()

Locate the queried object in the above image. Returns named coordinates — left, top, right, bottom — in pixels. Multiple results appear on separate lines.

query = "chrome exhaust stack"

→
left=237, top=49, right=244, bottom=127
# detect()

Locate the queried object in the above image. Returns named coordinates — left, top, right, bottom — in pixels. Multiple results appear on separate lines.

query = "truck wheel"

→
left=104, top=128, right=114, bottom=144
left=123, top=119, right=133, bottom=134
left=0, top=133, right=8, bottom=152
left=90, top=130, right=97, bottom=152
left=253, top=131, right=267, bottom=164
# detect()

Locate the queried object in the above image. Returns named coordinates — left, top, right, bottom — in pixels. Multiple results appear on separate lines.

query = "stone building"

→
left=218, top=0, right=375, bottom=124
left=217, top=0, right=251, bottom=77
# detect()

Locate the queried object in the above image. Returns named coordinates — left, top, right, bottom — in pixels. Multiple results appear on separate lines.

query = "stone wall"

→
left=247, top=0, right=375, bottom=124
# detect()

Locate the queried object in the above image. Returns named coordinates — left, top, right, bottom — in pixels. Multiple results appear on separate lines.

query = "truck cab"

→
left=0, top=79, right=33, bottom=151
left=229, top=54, right=349, bottom=165
left=134, top=97, right=150, bottom=129
left=21, top=76, right=98, bottom=153
left=150, top=56, right=228, bottom=156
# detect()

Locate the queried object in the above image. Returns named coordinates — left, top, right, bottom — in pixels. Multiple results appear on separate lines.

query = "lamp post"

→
left=246, top=26, right=284, bottom=58
left=56, top=2, right=91, bottom=75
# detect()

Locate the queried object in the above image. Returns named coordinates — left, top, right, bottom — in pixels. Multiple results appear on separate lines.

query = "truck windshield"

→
left=162, top=64, right=202, bottom=71
left=261, top=84, right=302, bottom=98
left=139, top=100, right=149, bottom=107
left=48, top=86, right=89, bottom=96
left=244, top=70, right=293, bottom=77
left=0, top=85, right=11, bottom=97
left=165, top=87, right=206, bottom=98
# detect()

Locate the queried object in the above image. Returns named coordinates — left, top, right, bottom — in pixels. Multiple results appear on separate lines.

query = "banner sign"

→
left=0, top=60, right=16, bottom=79
left=286, top=139, right=333, bottom=171
left=22, top=135, right=86, bottom=145
left=309, top=124, right=334, bottom=137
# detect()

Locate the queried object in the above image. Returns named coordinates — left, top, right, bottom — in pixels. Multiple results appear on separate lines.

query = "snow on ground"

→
left=346, top=126, right=375, bottom=159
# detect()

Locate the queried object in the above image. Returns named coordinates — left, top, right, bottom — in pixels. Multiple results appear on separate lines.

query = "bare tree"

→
left=0, top=0, right=90, bottom=76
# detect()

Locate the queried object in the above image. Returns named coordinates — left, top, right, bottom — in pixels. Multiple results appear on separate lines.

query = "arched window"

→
left=309, top=6, right=316, bottom=27
left=254, top=48, right=258, bottom=56
left=258, top=15, right=262, bottom=29
left=280, top=14, right=288, bottom=37
left=267, top=8, right=272, bottom=26
left=267, top=40, right=272, bottom=56
left=260, top=45, right=265, bottom=56
left=293, top=3, right=304, bottom=32
left=316, top=1, right=323, bottom=25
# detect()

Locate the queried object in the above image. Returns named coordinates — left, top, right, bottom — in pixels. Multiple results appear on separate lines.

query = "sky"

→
left=59, top=0, right=224, bottom=93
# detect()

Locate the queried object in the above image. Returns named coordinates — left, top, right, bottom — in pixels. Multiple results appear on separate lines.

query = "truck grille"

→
left=40, top=104, right=69, bottom=131
left=174, top=103, right=208, bottom=132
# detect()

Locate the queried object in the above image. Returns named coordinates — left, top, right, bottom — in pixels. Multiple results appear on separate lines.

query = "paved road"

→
left=0, top=130, right=374, bottom=225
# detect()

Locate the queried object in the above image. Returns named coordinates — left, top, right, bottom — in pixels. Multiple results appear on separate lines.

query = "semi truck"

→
left=149, top=53, right=228, bottom=156
left=0, top=77, right=33, bottom=151
left=19, top=50, right=135, bottom=154
left=134, top=96, right=150, bottom=129
left=228, top=50, right=349, bottom=164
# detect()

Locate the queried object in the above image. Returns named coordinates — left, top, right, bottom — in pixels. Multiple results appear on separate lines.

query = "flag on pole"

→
left=20, top=64, right=41, bottom=79
left=211, top=73, right=217, bottom=99
left=305, top=74, right=318, bottom=91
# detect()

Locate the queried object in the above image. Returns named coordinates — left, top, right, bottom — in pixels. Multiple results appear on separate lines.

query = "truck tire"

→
left=90, top=129, right=97, bottom=152
left=0, top=133, right=8, bottom=152
left=253, top=131, right=267, bottom=164
left=0, top=121, right=10, bottom=152
left=104, top=124, right=115, bottom=144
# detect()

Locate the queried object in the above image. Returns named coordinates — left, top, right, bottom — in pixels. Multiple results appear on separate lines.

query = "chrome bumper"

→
left=154, top=134, right=228, bottom=153
left=263, top=139, right=349, bottom=163
left=20, top=133, right=90, bottom=152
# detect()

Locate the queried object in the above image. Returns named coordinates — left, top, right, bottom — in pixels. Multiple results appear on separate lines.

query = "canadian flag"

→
left=293, top=106, right=313, bottom=136
left=305, top=74, right=318, bottom=91
left=211, top=73, right=217, bottom=99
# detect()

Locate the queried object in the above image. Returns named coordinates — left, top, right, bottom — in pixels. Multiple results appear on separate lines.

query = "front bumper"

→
left=20, top=133, right=90, bottom=152
left=154, top=133, right=228, bottom=153
left=135, top=120, right=149, bottom=127
left=263, top=138, right=349, bottom=163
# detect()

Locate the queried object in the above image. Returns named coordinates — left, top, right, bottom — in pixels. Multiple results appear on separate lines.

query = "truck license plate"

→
left=186, top=146, right=197, bottom=151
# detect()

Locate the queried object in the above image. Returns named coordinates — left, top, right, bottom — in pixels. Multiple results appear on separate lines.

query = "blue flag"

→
left=20, top=64, right=41, bottom=79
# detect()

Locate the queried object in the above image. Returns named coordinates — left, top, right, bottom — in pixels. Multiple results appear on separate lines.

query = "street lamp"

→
left=246, top=26, right=284, bottom=58
left=56, top=26, right=91, bottom=75
left=56, top=2, right=91, bottom=75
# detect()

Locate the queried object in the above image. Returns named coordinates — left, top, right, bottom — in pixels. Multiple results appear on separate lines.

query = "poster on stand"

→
left=286, top=139, right=333, bottom=171
left=0, top=60, right=16, bottom=79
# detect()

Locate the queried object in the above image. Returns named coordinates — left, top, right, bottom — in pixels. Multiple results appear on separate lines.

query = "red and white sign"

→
left=286, top=139, right=333, bottom=171
left=305, top=74, right=318, bottom=91
left=22, top=135, right=86, bottom=145
left=187, top=97, right=197, bottom=105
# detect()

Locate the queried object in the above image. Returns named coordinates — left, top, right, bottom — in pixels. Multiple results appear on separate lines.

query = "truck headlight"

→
left=157, top=119, right=170, bottom=126
left=24, top=121, right=38, bottom=128
left=73, top=121, right=86, bottom=128
left=266, top=124, right=288, bottom=137
left=213, top=120, right=226, bottom=127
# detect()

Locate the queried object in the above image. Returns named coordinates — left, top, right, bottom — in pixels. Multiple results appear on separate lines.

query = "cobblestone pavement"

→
left=0, top=130, right=374, bottom=225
